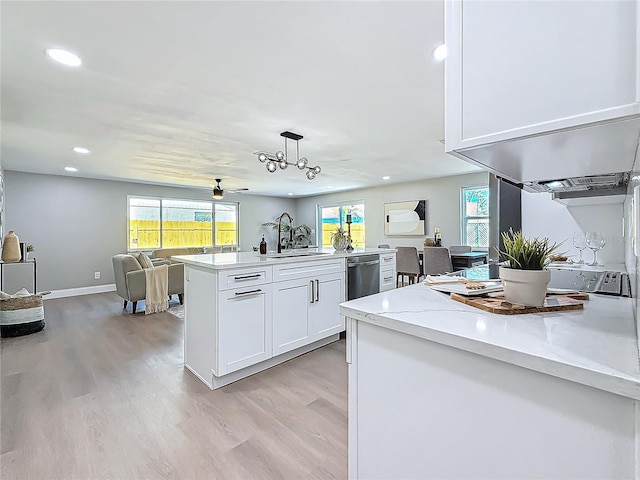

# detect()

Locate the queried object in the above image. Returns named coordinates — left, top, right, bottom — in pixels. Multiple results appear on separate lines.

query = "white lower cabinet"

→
left=272, top=278, right=312, bottom=356
left=309, top=273, right=344, bottom=338
left=184, top=258, right=345, bottom=389
left=379, top=252, right=396, bottom=292
left=218, top=284, right=272, bottom=375
left=273, top=270, right=345, bottom=356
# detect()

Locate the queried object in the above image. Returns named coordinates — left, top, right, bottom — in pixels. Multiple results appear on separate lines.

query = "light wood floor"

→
left=1, top=293, right=348, bottom=480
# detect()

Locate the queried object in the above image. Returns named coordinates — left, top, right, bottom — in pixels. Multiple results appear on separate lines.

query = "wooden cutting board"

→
left=450, top=292, right=588, bottom=315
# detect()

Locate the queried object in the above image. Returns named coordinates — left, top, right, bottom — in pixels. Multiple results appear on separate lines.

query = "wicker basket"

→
left=0, top=294, right=45, bottom=337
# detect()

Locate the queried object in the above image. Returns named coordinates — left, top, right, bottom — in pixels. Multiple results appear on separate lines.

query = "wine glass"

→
left=572, top=231, right=587, bottom=264
left=585, top=232, right=606, bottom=266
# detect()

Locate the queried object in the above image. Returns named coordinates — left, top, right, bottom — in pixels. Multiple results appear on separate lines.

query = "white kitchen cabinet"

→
left=272, top=278, right=312, bottom=356
left=183, top=255, right=345, bottom=389
left=445, top=0, right=640, bottom=151
left=217, top=284, right=272, bottom=375
left=444, top=0, right=640, bottom=184
left=308, top=273, right=344, bottom=339
left=379, top=252, right=396, bottom=292
left=272, top=261, right=345, bottom=356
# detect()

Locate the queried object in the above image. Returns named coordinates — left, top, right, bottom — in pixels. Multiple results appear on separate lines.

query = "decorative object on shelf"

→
left=330, top=226, right=351, bottom=251
left=26, top=244, right=34, bottom=261
left=434, top=227, right=442, bottom=247
left=384, top=200, right=426, bottom=236
left=345, top=214, right=354, bottom=251
left=1, top=231, right=21, bottom=262
left=255, top=131, right=322, bottom=180
left=497, top=229, right=562, bottom=307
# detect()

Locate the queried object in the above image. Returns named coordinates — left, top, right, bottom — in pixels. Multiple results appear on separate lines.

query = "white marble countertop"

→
left=340, top=283, right=640, bottom=399
left=172, top=247, right=394, bottom=270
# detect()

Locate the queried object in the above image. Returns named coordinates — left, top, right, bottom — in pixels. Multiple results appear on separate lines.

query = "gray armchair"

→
left=112, top=254, right=184, bottom=313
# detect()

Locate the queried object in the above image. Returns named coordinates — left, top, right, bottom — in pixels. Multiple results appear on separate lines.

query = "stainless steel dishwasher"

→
left=347, top=254, right=380, bottom=300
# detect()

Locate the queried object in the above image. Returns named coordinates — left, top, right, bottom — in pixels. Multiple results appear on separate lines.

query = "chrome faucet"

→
left=276, top=212, right=294, bottom=253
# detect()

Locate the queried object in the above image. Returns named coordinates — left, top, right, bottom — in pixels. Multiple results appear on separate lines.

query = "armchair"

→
left=112, top=254, right=184, bottom=314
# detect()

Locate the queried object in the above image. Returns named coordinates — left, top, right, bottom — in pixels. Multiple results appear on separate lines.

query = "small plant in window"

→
left=26, top=244, right=34, bottom=253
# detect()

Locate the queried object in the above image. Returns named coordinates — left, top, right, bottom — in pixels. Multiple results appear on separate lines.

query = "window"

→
left=461, top=187, right=489, bottom=248
left=319, top=202, right=365, bottom=248
left=128, top=196, right=238, bottom=250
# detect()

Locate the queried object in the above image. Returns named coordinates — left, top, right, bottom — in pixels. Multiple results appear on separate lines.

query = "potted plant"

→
left=330, top=226, right=351, bottom=251
left=498, top=229, right=562, bottom=306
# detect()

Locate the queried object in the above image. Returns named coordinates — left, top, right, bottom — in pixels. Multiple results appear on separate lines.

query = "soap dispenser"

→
left=260, top=236, right=267, bottom=255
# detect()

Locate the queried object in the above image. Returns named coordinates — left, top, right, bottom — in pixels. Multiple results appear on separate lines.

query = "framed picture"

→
left=384, top=200, right=426, bottom=236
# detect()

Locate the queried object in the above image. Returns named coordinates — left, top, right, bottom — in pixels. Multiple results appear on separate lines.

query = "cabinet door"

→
left=272, top=278, right=311, bottom=356
left=446, top=0, right=639, bottom=151
left=218, top=285, right=271, bottom=375
left=309, top=273, right=345, bottom=340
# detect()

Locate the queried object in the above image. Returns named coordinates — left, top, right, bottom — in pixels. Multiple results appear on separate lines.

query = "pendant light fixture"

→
left=255, top=131, right=322, bottom=180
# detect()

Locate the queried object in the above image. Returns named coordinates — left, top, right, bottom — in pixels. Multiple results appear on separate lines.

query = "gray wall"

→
left=295, top=172, right=490, bottom=250
left=3, top=171, right=295, bottom=292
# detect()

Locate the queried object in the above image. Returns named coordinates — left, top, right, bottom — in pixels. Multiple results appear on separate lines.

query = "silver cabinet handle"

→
left=384, top=276, right=393, bottom=282
left=347, top=260, right=380, bottom=268
left=234, top=274, right=261, bottom=280
left=315, top=279, right=319, bottom=302
left=234, top=288, right=262, bottom=297
left=310, top=280, right=315, bottom=304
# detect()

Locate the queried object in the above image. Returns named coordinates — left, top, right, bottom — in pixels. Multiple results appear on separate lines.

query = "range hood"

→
left=448, top=117, right=640, bottom=199
left=524, top=171, right=630, bottom=201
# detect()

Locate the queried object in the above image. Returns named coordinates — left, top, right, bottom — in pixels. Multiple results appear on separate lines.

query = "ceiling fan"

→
left=211, top=178, right=249, bottom=199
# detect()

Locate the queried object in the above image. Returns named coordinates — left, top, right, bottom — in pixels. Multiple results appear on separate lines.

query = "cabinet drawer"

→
left=273, top=259, right=345, bottom=282
left=380, top=268, right=395, bottom=292
left=220, top=266, right=272, bottom=290
left=380, top=253, right=396, bottom=267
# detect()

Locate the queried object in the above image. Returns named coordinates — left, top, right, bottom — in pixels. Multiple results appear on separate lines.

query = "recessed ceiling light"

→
left=45, top=48, right=82, bottom=67
left=432, top=44, right=448, bottom=61
left=65, top=166, right=78, bottom=172
left=382, top=176, right=391, bottom=180
left=73, top=146, right=90, bottom=154
left=287, top=192, right=293, bottom=196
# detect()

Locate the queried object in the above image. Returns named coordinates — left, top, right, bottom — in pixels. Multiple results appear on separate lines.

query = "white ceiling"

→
left=0, top=1, right=480, bottom=198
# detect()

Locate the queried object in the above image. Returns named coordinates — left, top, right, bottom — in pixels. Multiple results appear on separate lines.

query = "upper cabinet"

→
left=445, top=0, right=640, bottom=184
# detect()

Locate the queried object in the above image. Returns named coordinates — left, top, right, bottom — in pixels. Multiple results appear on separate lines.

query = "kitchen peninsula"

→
left=173, top=248, right=394, bottom=389
left=341, top=283, right=639, bottom=479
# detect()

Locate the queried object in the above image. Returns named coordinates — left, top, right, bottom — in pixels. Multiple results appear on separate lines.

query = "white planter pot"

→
left=499, top=267, right=551, bottom=307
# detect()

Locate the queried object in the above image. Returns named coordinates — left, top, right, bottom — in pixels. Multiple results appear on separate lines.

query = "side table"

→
left=0, top=258, right=37, bottom=293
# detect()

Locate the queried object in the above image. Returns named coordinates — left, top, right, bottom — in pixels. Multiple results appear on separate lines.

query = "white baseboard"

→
left=45, top=284, right=116, bottom=300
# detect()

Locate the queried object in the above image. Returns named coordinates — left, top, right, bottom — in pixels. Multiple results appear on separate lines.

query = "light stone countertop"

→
left=171, top=247, right=395, bottom=270
left=340, top=282, right=640, bottom=400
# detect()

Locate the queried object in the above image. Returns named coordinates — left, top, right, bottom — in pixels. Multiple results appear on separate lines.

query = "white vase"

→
left=499, top=266, right=550, bottom=307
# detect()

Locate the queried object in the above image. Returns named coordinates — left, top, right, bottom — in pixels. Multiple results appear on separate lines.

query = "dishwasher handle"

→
left=348, top=260, right=380, bottom=268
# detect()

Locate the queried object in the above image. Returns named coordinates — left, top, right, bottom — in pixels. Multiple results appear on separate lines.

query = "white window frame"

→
left=317, top=200, right=365, bottom=248
left=460, top=186, right=489, bottom=250
left=127, top=195, right=239, bottom=251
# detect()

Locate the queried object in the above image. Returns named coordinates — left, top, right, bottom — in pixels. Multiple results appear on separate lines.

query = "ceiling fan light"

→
left=212, top=188, right=224, bottom=199
left=275, top=151, right=285, bottom=161
left=258, top=152, right=268, bottom=163
left=306, top=170, right=316, bottom=180
left=297, top=157, right=308, bottom=169
left=266, top=161, right=277, bottom=173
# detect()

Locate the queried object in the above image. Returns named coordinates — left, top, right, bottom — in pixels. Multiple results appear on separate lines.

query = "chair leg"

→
left=123, top=299, right=128, bottom=309
left=178, top=293, right=184, bottom=305
left=132, top=301, right=137, bottom=314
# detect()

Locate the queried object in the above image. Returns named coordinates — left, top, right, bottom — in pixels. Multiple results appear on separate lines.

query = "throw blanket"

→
left=144, top=264, right=169, bottom=314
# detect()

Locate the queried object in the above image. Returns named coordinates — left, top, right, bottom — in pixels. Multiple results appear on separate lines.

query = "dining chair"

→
left=422, top=247, right=453, bottom=276
left=449, top=245, right=472, bottom=254
left=396, top=246, right=421, bottom=287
